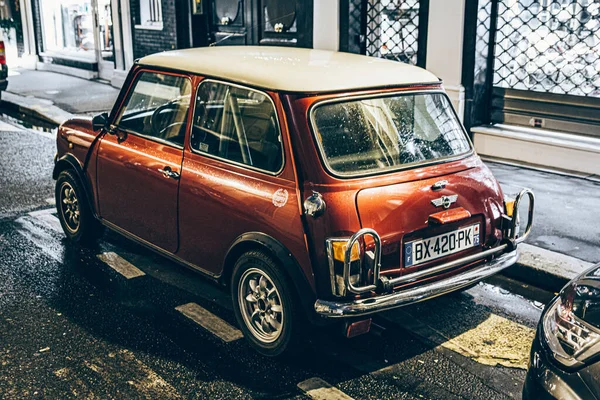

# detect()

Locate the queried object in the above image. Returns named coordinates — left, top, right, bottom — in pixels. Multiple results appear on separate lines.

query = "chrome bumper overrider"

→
left=314, top=249, right=519, bottom=317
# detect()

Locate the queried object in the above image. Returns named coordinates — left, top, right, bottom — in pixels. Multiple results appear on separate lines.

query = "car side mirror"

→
left=92, top=112, right=110, bottom=132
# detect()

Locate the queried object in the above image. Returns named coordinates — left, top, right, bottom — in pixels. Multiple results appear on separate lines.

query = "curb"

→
left=502, top=243, right=594, bottom=293
left=1, top=91, right=73, bottom=126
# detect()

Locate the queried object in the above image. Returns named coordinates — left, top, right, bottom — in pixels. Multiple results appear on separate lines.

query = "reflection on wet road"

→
left=0, top=206, right=548, bottom=399
left=0, top=121, right=551, bottom=399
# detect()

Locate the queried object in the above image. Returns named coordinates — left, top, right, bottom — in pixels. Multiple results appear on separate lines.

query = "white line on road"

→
left=0, top=120, right=21, bottom=132
left=297, top=378, right=354, bottom=400
left=97, top=252, right=146, bottom=279
left=28, top=208, right=63, bottom=233
left=175, top=302, right=243, bottom=343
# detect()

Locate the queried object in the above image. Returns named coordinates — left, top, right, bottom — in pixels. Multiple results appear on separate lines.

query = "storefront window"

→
left=39, top=0, right=95, bottom=58
left=98, top=0, right=114, bottom=62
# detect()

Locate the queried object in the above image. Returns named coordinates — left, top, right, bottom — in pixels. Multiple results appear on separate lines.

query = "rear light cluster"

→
left=0, top=41, right=6, bottom=65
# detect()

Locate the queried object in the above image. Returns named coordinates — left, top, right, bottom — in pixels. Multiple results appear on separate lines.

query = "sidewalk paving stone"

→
left=5, top=68, right=119, bottom=116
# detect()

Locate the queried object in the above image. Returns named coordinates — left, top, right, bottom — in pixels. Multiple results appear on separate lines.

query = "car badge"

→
left=431, top=194, right=458, bottom=209
left=431, top=180, right=448, bottom=190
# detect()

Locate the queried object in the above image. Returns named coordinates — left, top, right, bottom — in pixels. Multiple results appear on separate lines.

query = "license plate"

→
left=404, top=223, right=480, bottom=267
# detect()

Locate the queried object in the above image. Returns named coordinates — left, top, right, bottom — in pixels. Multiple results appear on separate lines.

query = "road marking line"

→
left=0, top=120, right=21, bottom=132
left=380, top=310, right=535, bottom=370
left=85, top=350, right=181, bottom=398
left=297, top=378, right=354, bottom=400
left=45, top=197, right=56, bottom=205
left=28, top=208, right=62, bottom=233
left=15, top=216, right=62, bottom=262
left=27, top=208, right=55, bottom=217
left=97, top=252, right=146, bottom=279
left=175, top=302, right=243, bottom=343
left=438, top=313, right=535, bottom=369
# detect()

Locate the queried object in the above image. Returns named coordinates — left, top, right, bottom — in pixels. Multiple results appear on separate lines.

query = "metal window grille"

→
left=493, top=0, right=600, bottom=97
left=142, top=0, right=162, bottom=23
left=365, top=0, right=422, bottom=64
left=343, top=0, right=428, bottom=67
left=347, top=0, right=367, bottom=54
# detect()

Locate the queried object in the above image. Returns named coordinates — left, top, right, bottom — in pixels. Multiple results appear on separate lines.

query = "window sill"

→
left=135, top=23, right=164, bottom=31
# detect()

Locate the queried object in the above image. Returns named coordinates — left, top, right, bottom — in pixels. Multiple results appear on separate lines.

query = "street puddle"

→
left=0, top=110, right=58, bottom=133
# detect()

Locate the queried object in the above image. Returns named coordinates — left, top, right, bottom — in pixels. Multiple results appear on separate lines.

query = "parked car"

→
left=52, top=46, right=534, bottom=356
left=0, top=39, right=8, bottom=99
left=523, top=263, right=600, bottom=400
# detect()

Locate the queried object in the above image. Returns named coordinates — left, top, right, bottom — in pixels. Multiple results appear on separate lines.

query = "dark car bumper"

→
left=522, top=326, right=599, bottom=400
left=0, top=64, right=8, bottom=90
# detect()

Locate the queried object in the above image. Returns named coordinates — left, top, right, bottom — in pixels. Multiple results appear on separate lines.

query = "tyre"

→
left=55, top=169, right=103, bottom=244
left=231, top=250, right=300, bottom=357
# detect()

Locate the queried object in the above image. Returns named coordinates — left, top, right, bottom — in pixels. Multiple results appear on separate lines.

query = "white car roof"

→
left=138, top=46, right=439, bottom=93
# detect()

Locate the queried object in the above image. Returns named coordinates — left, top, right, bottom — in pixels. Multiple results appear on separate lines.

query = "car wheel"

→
left=231, top=250, right=299, bottom=357
left=55, top=169, right=103, bottom=244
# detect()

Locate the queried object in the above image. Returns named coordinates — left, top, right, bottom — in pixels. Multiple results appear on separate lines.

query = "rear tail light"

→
left=0, top=41, right=6, bottom=65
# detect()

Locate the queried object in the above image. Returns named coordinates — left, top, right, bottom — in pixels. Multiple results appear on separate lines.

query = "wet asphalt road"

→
left=0, top=119, right=554, bottom=399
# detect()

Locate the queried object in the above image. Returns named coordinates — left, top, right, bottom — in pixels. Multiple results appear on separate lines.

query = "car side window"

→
left=116, top=71, right=192, bottom=147
left=191, top=81, right=283, bottom=173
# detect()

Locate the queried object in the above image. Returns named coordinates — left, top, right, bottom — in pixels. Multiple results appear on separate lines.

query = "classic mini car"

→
left=523, top=263, right=600, bottom=400
left=53, top=46, right=534, bottom=356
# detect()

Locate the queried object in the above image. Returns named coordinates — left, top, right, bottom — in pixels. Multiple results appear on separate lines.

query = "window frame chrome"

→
left=113, top=69, right=193, bottom=150
left=189, top=78, right=286, bottom=177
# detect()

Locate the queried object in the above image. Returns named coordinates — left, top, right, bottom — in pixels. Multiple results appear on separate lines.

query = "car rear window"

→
left=311, top=92, right=471, bottom=177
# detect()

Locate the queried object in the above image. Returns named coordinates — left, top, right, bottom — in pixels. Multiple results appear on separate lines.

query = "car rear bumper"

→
left=314, top=248, right=518, bottom=317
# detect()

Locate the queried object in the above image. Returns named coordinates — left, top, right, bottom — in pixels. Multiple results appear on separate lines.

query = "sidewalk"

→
left=1, top=68, right=120, bottom=124
left=1, top=68, right=597, bottom=291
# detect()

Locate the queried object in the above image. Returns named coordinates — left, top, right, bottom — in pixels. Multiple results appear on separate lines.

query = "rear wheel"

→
left=55, top=169, right=103, bottom=244
left=231, top=251, right=300, bottom=357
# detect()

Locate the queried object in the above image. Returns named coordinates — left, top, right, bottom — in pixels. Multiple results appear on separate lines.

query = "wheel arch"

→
left=222, top=232, right=319, bottom=323
left=53, top=154, right=98, bottom=219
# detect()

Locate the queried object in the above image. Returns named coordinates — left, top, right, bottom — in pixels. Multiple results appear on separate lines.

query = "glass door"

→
left=93, top=0, right=115, bottom=80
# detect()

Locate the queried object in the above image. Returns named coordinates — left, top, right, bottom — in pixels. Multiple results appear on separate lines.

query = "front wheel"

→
left=55, top=169, right=103, bottom=244
left=231, top=251, right=300, bottom=357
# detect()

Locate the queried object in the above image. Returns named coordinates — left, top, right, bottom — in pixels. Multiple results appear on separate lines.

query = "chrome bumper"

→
left=314, top=249, right=519, bottom=317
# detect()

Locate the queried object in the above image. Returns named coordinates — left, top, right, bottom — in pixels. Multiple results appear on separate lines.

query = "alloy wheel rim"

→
left=238, top=268, right=284, bottom=343
left=60, top=182, right=80, bottom=233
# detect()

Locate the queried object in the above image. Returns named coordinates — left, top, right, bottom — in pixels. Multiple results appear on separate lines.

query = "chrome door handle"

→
left=158, top=167, right=180, bottom=180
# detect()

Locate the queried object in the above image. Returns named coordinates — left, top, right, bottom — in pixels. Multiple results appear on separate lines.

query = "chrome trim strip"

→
left=189, top=78, right=285, bottom=177
left=314, top=249, right=519, bottom=317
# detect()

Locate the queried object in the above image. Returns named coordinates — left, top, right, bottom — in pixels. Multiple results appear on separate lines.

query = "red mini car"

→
left=53, top=47, right=534, bottom=356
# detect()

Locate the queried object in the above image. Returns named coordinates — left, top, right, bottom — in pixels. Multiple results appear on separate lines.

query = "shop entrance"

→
left=37, top=0, right=120, bottom=80
left=94, top=0, right=115, bottom=81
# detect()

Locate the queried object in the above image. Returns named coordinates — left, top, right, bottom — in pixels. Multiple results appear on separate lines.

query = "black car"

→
left=523, top=263, right=600, bottom=400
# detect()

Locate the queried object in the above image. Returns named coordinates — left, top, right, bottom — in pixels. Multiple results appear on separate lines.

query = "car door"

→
left=96, top=70, right=192, bottom=253
left=176, top=79, right=301, bottom=275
